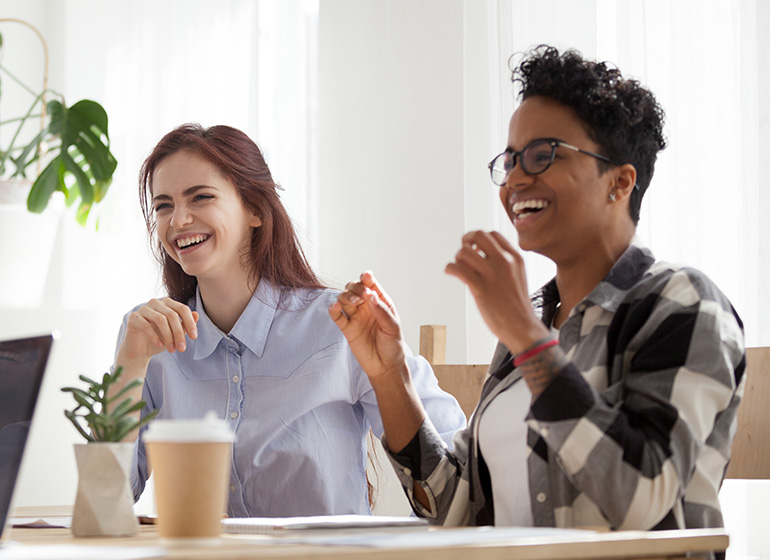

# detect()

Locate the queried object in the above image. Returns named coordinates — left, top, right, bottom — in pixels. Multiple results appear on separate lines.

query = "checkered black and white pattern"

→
left=389, top=239, right=745, bottom=534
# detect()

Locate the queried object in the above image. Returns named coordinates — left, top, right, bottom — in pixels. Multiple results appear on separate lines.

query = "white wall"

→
left=317, top=0, right=477, bottom=364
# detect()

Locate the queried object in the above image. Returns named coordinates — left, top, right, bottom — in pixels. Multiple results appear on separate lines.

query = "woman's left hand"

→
left=445, top=230, right=549, bottom=354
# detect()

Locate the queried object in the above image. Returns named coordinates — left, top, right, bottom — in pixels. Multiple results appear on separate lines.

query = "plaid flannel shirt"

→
left=388, top=239, right=745, bottom=533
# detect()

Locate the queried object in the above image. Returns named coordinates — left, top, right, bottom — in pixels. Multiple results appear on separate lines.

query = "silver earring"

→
left=609, top=192, right=617, bottom=202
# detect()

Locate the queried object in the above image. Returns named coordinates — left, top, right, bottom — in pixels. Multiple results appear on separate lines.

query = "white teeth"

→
left=512, top=199, right=549, bottom=217
left=176, top=234, right=208, bottom=248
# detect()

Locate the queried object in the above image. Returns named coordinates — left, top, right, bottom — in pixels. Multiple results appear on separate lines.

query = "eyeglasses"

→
left=488, top=138, right=613, bottom=186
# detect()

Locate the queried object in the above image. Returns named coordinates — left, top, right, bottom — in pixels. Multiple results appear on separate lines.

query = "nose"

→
left=504, top=161, right=536, bottom=191
left=170, top=204, right=193, bottom=228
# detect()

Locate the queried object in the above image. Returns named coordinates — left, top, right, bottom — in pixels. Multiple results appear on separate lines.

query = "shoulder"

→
left=271, top=287, right=348, bottom=346
left=614, top=261, right=744, bottom=369
left=631, top=261, right=738, bottom=316
left=278, top=286, right=341, bottom=313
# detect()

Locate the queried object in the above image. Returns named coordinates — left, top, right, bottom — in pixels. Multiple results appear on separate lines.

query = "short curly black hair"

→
left=512, top=45, right=666, bottom=224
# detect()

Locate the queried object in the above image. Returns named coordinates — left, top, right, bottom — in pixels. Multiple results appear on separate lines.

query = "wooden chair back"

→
left=725, top=346, right=770, bottom=479
left=419, top=325, right=768, bottom=479
left=419, top=325, right=486, bottom=419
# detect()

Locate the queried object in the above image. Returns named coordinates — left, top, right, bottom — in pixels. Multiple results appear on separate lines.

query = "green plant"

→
left=0, top=18, right=117, bottom=225
left=61, top=367, right=158, bottom=443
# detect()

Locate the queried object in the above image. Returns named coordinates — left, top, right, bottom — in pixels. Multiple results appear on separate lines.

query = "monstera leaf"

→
left=27, top=99, right=118, bottom=225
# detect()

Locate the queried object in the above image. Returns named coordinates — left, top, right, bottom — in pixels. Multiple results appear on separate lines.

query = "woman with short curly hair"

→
left=330, top=45, right=745, bottom=540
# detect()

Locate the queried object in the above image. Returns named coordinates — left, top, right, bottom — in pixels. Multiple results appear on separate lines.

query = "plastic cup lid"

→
left=142, top=411, right=235, bottom=443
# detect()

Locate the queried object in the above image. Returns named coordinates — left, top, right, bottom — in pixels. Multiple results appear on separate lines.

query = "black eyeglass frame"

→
left=487, top=138, right=613, bottom=186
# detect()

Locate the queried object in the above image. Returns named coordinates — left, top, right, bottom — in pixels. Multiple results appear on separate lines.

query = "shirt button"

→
left=403, top=468, right=411, bottom=476
left=232, top=375, right=240, bottom=383
left=229, top=484, right=237, bottom=492
left=230, top=411, right=238, bottom=419
left=541, top=427, right=550, bottom=437
left=536, top=492, right=547, bottom=503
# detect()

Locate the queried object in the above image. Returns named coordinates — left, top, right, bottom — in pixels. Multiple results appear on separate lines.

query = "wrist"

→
left=368, top=360, right=412, bottom=390
left=115, top=350, right=151, bottom=374
left=502, top=322, right=551, bottom=355
left=513, top=338, right=558, bottom=368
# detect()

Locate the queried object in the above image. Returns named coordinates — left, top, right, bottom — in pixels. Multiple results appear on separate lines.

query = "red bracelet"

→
left=513, top=338, right=558, bottom=368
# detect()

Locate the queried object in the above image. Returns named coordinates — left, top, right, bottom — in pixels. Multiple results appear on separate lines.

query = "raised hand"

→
left=328, top=271, right=408, bottom=381
left=445, top=230, right=548, bottom=354
left=118, top=297, right=199, bottom=367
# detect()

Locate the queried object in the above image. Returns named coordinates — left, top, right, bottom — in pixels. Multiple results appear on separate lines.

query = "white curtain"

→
left=462, top=0, right=769, bottom=363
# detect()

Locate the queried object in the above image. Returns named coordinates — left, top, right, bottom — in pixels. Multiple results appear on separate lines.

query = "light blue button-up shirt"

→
left=117, top=279, right=465, bottom=517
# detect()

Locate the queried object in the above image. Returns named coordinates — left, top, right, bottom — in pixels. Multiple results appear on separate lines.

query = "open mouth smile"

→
left=512, top=199, right=550, bottom=220
left=175, top=234, right=210, bottom=250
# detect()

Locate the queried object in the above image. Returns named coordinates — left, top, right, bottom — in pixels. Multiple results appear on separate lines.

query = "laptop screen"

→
left=0, top=334, right=54, bottom=539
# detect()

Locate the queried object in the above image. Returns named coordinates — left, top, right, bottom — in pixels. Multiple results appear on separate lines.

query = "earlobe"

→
left=249, top=214, right=263, bottom=228
left=609, top=164, right=637, bottom=203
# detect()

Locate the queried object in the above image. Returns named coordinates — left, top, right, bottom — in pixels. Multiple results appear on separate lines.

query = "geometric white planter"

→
left=71, top=442, right=139, bottom=537
left=0, top=180, right=60, bottom=308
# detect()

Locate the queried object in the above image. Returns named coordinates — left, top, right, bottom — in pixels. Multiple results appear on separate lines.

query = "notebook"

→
left=0, top=334, right=55, bottom=545
left=222, top=514, right=429, bottom=534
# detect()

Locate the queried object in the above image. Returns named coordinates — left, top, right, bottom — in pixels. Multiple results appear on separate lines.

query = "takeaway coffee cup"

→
left=143, top=412, right=234, bottom=539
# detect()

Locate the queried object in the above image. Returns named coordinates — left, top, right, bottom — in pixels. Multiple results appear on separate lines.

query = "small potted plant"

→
left=61, top=367, right=158, bottom=538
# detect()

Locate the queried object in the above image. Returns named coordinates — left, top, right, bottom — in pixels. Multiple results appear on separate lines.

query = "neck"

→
left=553, top=229, right=634, bottom=327
left=197, top=273, right=259, bottom=334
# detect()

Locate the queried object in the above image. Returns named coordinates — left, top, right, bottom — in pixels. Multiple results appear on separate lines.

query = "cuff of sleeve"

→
left=385, top=424, right=426, bottom=480
left=383, top=418, right=447, bottom=481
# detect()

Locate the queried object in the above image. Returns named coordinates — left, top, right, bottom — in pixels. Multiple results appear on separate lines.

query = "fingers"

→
left=338, top=281, right=368, bottom=317
left=130, top=298, right=197, bottom=354
left=328, top=301, right=350, bottom=331
left=364, top=289, right=401, bottom=338
left=360, top=271, right=397, bottom=314
left=444, top=259, right=482, bottom=288
left=330, top=271, right=400, bottom=334
left=489, top=231, right=522, bottom=262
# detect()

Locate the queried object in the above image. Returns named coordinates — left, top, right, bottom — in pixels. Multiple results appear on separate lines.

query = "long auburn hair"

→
left=139, top=124, right=324, bottom=302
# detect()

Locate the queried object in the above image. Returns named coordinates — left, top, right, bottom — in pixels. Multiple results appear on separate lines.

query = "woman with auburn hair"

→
left=112, top=124, right=465, bottom=517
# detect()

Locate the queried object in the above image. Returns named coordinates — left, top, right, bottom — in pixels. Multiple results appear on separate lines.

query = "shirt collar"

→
left=193, top=278, right=281, bottom=360
left=531, top=236, right=656, bottom=322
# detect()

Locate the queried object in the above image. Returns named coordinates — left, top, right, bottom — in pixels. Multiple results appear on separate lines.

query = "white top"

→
left=478, top=378, right=533, bottom=526
left=478, top=326, right=561, bottom=526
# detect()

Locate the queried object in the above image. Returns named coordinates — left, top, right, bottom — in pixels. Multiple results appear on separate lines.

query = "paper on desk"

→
left=0, top=541, right=162, bottom=560
left=9, top=518, right=71, bottom=529
left=279, top=525, right=592, bottom=548
left=222, top=514, right=428, bottom=534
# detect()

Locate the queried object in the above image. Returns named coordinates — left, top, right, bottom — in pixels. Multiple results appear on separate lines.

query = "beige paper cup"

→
left=143, top=412, right=234, bottom=540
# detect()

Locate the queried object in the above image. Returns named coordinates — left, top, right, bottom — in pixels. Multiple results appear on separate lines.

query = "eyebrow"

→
left=152, top=185, right=214, bottom=203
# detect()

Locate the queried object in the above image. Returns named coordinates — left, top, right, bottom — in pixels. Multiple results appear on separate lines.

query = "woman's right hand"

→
left=117, top=298, right=199, bottom=367
left=328, top=271, right=408, bottom=382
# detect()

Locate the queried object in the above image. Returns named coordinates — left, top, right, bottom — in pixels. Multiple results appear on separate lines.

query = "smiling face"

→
left=500, top=96, right=620, bottom=263
left=151, top=150, right=262, bottom=287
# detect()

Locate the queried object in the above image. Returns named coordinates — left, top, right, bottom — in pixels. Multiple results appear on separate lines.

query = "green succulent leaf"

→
left=63, top=365, right=157, bottom=443
left=78, top=374, right=102, bottom=388
left=64, top=410, right=95, bottom=442
left=106, top=378, right=143, bottom=404
left=110, top=397, right=137, bottom=420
